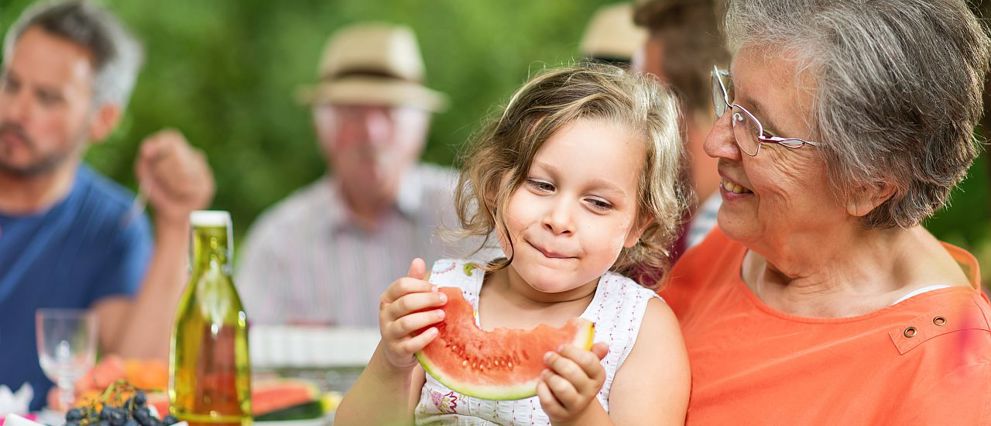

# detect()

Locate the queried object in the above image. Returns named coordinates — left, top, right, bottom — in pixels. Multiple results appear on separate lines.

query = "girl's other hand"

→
left=537, top=342, right=610, bottom=424
left=377, top=258, right=448, bottom=371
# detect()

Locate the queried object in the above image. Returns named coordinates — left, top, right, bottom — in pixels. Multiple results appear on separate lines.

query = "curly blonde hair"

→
left=454, top=63, right=689, bottom=280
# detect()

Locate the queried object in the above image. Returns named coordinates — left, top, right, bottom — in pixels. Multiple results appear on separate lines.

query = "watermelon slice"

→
left=416, top=287, right=595, bottom=400
left=251, top=379, right=319, bottom=416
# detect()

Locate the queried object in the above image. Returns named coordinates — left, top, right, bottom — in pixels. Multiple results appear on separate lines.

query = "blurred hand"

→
left=377, top=258, right=447, bottom=371
left=537, top=342, right=609, bottom=424
left=135, top=129, right=214, bottom=225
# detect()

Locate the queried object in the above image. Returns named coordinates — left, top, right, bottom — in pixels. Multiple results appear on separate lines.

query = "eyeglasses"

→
left=711, top=66, right=819, bottom=157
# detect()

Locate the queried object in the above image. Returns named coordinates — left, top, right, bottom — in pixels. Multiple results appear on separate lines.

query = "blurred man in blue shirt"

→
left=0, top=0, right=214, bottom=410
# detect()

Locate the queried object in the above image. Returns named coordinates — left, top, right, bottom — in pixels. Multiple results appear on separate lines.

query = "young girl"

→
left=335, top=64, right=691, bottom=425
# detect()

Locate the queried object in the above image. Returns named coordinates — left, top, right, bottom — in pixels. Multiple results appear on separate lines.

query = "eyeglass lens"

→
left=731, top=109, right=761, bottom=156
left=713, top=70, right=762, bottom=156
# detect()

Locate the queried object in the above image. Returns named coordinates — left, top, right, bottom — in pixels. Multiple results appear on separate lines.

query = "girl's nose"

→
left=542, top=201, right=574, bottom=236
left=703, top=112, right=742, bottom=161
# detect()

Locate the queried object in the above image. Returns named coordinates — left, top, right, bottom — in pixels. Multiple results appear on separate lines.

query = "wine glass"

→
left=35, top=309, right=98, bottom=411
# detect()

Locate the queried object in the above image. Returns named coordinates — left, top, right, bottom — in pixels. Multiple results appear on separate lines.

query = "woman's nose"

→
left=703, top=112, right=741, bottom=161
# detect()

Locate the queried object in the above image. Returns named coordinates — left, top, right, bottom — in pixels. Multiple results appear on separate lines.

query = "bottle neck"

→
left=190, top=225, right=232, bottom=274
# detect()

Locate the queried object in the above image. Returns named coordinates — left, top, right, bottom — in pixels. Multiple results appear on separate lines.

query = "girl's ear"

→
left=846, top=181, right=896, bottom=218
left=624, top=216, right=653, bottom=248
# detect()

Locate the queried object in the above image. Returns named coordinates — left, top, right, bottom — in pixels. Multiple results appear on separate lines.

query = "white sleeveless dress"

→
left=414, top=259, right=659, bottom=425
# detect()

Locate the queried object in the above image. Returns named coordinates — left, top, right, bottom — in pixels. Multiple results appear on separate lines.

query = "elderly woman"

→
left=661, top=0, right=991, bottom=423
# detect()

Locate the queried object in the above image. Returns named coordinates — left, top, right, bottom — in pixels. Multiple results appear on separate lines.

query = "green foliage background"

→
left=2, top=0, right=989, bottom=283
left=0, top=0, right=614, bottom=235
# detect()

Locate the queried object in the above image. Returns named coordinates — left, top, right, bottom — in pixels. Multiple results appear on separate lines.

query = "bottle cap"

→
left=190, top=210, right=232, bottom=227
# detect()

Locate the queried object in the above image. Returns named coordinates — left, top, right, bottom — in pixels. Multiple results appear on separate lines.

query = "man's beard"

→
left=0, top=121, right=84, bottom=178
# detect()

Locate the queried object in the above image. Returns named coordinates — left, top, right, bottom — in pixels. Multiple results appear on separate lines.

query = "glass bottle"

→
left=169, top=210, right=251, bottom=426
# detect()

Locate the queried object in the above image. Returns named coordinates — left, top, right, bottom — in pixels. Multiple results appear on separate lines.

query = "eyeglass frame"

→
left=711, top=66, right=819, bottom=157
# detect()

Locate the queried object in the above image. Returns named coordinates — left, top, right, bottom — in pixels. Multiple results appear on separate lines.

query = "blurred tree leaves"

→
left=0, top=0, right=610, bottom=240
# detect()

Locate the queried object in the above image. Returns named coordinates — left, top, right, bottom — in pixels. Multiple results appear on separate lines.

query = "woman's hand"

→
left=537, top=342, right=610, bottom=424
left=377, top=258, right=447, bottom=371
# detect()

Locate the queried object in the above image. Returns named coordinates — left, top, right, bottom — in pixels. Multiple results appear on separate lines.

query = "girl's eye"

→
left=586, top=198, right=613, bottom=211
left=526, top=178, right=554, bottom=192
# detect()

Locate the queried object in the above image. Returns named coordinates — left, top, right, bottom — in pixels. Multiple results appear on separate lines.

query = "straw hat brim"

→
left=296, top=77, right=448, bottom=112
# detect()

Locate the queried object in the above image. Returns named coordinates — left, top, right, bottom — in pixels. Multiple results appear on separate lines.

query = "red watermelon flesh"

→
left=416, top=287, right=595, bottom=400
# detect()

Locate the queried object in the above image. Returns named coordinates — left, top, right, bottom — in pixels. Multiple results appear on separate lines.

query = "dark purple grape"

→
left=133, top=412, right=154, bottom=426
left=108, top=408, right=128, bottom=426
left=123, top=420, right=139, bottom=426
left=64, top=422, right=81, bottom=426
left=66, top=408, right=85, bottom=421
left=161, top=415, right=179, bottom=426
left=133, top=391, right=147, bottom=407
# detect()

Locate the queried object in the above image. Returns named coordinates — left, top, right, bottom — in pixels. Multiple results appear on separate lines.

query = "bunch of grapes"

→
left=64, top=380, right=179, bottom=426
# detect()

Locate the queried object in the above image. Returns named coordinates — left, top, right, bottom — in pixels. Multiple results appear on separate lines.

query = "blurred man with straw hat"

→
left=580, top=3, right=646, bottom=68
left=238, top=23, right=484, bottom=327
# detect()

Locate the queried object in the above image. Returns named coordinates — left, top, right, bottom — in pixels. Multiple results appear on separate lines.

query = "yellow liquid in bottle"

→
left=170, top=217, right=251, bottom=426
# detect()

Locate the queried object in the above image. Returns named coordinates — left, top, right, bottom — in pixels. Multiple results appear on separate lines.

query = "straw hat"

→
left=580, top=3, right=646, bottom=62
left=296, top=22, right=448, bottom=112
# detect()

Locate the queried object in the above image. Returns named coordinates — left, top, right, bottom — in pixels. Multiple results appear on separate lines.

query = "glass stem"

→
left=57, top=377, right=74, bottom=411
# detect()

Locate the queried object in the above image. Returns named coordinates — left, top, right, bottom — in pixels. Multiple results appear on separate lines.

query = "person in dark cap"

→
left=634, top=0, right=729, bottom=258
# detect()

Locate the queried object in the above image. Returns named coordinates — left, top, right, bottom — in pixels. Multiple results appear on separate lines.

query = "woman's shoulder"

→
left=885, top=287, right=990, bottom=355
left=666, top=227, right=745, bottom=283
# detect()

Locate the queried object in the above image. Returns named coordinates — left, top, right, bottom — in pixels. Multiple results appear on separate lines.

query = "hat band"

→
left=322, top=68, right=421, bottom=84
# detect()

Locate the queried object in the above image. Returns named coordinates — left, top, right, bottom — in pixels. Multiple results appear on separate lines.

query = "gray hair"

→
left=725, top=0, right=991, bottom=228
left=3, top=0, right=144, bottom=108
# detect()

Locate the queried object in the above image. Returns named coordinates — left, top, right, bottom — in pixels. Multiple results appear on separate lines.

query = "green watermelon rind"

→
left=416, top=319, right=596, bottom=401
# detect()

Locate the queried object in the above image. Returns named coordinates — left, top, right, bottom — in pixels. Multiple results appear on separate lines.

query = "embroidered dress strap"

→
left=579, top=271, right=659, bottom=401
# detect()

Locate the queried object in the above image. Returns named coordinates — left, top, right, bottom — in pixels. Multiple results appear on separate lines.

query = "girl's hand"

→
left=537, top=343, right=610, bottom=424
left=377, top=258, right=447, bottom=371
